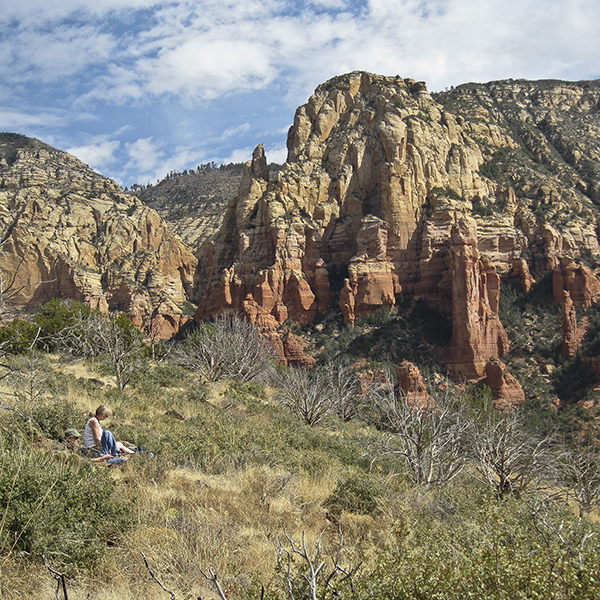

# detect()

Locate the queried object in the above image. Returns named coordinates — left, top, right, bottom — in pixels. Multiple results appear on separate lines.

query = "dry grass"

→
left=0, top=354, right=379, bottom=599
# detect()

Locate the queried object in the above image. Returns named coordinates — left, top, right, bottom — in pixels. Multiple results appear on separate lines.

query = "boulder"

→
left=482, top=358, right=526, bottom=412
left=396, top=360, right=429, bottom=408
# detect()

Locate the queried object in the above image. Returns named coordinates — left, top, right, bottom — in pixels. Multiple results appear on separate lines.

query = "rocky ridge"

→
left=0, top=134, right=197, bottom=338
left=131, top=165, right=244, bottom=254
left=197, top=71, right=600, bottom=380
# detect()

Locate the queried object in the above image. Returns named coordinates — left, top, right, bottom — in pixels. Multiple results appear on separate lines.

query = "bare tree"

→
left=369, top=372, right=470, bottom=486
left=274, top=368, right=333, bottom=426
left=530, top=499, right=597, bottom=571
left=58, top=312, right=145, bottom=389
left=470, top=409, right=557, bottom=500
left=175, top=314, right=274, bottom=383
left=8, top=351, right=48, bottom=407
left=324, top=359, right=363, bottom=422
left=276, top=527, right=361, bottom=600
left=558, top=445, right=600, bottom=518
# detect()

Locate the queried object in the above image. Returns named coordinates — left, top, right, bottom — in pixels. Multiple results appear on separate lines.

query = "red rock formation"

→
left=282, top=331, right=317, bottom=369
left=191, top=72, right=600, bottom=384
left=339, top=278, right=357, bottom=327
left=356, top=367, right=389, bottom=395
left=481, top=358, right=526, bottom=411
left=261, top=329, right=316, bottom=369
left=148, top=314, right=191, bottom=340
left=313, top=259, right=332, bottom=312
left=446, top=217, right=510, bottom=380
left=396, top=360, right=429, bottom=407
left=510, top=258, right=535, bottom=295
left=561, top=290, right=584, bottom=358
left=348, top=215, right=399, bottom=317
left=553, top=258, right=600, bottom=308
left=242, top=293, right=279, bottom=329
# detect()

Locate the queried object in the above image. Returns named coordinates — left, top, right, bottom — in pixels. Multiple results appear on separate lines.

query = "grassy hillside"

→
left=1, top=303, right=600, bottom=599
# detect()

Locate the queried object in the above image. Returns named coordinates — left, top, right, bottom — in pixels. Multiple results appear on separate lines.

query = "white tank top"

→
left=83, top=417, right=102, bottom=448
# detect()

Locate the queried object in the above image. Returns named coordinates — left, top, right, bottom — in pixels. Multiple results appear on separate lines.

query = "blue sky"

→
left=1, top=0, right=599, bottom=187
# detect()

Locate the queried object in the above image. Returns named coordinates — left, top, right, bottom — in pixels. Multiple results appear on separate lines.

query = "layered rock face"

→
left=199, top=73, right=508, bottom=328
left=0, top=134, right=197, bottom=337
left=197, top=72, right=600, bottom=377
left=445, top=217, right=510, bottom=379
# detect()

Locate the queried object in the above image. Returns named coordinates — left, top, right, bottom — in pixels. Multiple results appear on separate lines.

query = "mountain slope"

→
left=196, top=71, right=600, bottom=385
left=0, top=133, right=197, bottom=336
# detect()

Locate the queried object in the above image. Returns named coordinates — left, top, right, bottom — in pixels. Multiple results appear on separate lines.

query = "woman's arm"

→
left=89, top=417, right=102, bottom=445
left=91, top=454, right=112, bottom=463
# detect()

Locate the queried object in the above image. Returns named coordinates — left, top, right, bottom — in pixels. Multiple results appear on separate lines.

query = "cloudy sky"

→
left=1, top=0, right=599, bottom=187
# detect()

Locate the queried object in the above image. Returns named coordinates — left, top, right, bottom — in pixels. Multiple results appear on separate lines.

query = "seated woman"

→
left=83, top=405, right=135, bottom=463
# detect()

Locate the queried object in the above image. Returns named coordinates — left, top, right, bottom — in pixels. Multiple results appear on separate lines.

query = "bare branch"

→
left=470, top=410, right=557, bottom=500
left=275, top=526, right=360, bottom=600
left=41, top=554, right=69, bottom=600
left=369, top=371, right=470, bottom=485
left=176, top=314, right=275, bottom=383
left=141, top=552, right=176, bottom=600
left=57, top=312, right=144, bottom=389
left=274, top=368, right=333, bottom=426
left=558, top=445, right=600, bottom=518
left=200, top=567, right=229, bottom=600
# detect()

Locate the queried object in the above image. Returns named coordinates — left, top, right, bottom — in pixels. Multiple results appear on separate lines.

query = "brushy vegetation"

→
left=1, top=299, right=600, bottom=599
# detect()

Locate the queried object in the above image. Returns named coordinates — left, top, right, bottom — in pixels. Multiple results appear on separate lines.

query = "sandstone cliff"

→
left=0, top=134, right=197, bottom=338
left=197, top=72, right=600, bottom=379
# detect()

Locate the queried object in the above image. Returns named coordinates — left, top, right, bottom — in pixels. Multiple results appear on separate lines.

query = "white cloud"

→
left=265, top=144, right=288, bottom=165
left=0, top=0, right=160, bottom=23
left=220, top=123, right=251, bottom=140
left=0, top=109, right=67, bottom=129
left=3, top=0, right=600, bottom=185
left=125, top=137, right=164, bottom=176
left=219, top=147, right=256, bottom=164
left=67, top=140, right=120, bottom=169
left=140, top=37, right=277, bottom=100
left=5, top=0, right=600, bottom=105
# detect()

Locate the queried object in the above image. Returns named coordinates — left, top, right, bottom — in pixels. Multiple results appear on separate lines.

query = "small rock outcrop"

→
left=481, top=358, right=526, bottom=412
left=562, top=290, right=579, bottom=358
left=561, top=290, right=587, bottom=358
left=339, top=278, right=357, bottom=327
left=510, top=258, right=535, bottom=295
left=553, top=258, right=600, bottom=308
left=396, top=360, right=429, bottom=407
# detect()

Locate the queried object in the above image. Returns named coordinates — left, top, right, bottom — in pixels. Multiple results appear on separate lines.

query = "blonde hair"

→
left=95, top=405, right=113, bottom=418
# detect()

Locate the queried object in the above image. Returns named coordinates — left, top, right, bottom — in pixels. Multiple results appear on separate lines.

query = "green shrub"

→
left=359, top=488, right=600, bottom=599
left=355, top=306, right=392, bottom=328
left=324, top=474, right=386, bottom=515
left=34, top=298, right=92, bottom=350
left=0, top=443, right=133, bottom=570
left=29, top=400, right=89, bottom=440
left=0, top=320, right=40, bottom=354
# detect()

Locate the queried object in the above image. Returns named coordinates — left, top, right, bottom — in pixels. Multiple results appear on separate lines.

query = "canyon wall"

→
left=0, top=135, right=197, bottom=338
left=197, top=72, right=600, bottom=378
